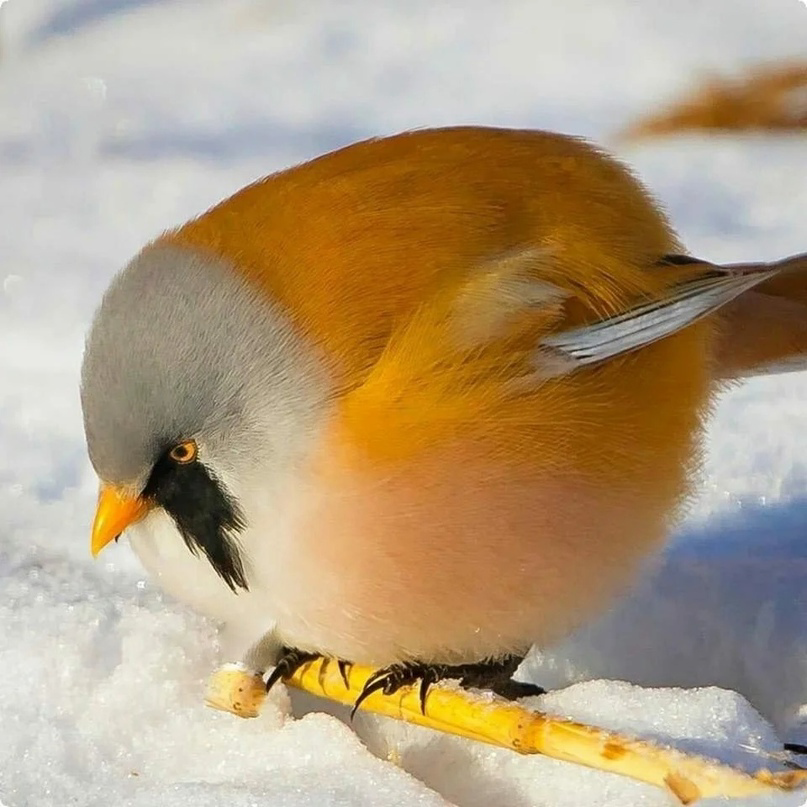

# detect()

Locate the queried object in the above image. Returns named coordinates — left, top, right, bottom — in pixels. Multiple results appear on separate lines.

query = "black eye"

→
left=168, top=440, right=197, bottom=464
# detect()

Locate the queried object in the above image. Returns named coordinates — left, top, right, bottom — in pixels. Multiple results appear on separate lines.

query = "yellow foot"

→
left=204, top=662, right=266, bottom=718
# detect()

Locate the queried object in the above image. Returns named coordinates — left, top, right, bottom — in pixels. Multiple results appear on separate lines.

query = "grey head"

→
left=80, top=241, right=328, bottom=588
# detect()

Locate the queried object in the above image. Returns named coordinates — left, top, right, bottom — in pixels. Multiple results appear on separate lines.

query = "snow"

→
left=1, top=0, right=806, bottom=804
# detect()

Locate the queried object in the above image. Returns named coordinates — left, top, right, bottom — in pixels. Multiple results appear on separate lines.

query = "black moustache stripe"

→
left=143, top=456, right=248, bottom=592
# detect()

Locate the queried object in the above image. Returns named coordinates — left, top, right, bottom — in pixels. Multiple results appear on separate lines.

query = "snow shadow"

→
left=527, top=495, right=807, bottom=733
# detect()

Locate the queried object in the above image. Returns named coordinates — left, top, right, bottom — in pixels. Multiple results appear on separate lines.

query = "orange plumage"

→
left=87, top=126, right=807, bottom=672
left=170, top=127, right=711, bottom=475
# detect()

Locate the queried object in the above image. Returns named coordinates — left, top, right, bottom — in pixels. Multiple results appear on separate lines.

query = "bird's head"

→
left=80, top=242, right=327, bottom=592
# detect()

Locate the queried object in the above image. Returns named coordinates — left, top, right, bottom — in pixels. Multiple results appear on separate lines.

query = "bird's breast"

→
left=259, top=437, right=685, bottom=667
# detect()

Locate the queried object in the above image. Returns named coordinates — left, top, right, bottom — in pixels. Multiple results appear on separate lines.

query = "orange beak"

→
left=91, top=486, right=152, bottom=557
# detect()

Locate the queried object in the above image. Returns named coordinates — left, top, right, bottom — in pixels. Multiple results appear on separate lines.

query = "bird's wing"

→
left=357, top=249, right=794, bottom=389
left=532, top=257, right=782, bottom=380
left=335, top=249, right=799, bottom=461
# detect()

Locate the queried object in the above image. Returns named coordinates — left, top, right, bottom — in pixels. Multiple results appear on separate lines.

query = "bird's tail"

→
left=609, top=59, right=807, bottom=379
left=713, top=253, right=807, bottom=379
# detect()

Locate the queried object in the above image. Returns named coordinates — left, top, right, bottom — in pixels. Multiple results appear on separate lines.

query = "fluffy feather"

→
left=84, top=126, right=807, bottom=667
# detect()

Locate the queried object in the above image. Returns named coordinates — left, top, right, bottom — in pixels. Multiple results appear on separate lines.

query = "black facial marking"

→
left=142, top=450, right=248, bottom=592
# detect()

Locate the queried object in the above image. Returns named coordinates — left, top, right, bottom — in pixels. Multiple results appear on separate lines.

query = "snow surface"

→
left=1, top=1, right=807, bottom=805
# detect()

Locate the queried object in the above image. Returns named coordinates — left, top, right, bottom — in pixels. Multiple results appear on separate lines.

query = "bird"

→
left=81, top=125, right=807, bottom=709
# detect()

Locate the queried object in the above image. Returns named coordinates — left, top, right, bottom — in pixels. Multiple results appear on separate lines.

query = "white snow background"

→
left=1, top=1, right=806, bottom=805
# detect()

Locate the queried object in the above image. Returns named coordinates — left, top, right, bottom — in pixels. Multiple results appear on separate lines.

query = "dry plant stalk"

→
left=205, top=659, right=807, bottom=804
left=618, top=61, right=807, bottom=141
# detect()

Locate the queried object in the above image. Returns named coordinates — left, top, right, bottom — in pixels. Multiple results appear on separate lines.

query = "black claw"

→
left=338, top=659, right=352, bottom=688
left=419, top=666, right=446, bottom=713
left=351, top=662, right=438, bottom=718
left=350, top=672, right=390, bottom=718
left=350, top=653, right=543, bottom=719
left=351, top=662, right=417, bottom=717
left=419, top=677, right=430, bottom=713
left=265, top=646, right=320, bottom=692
